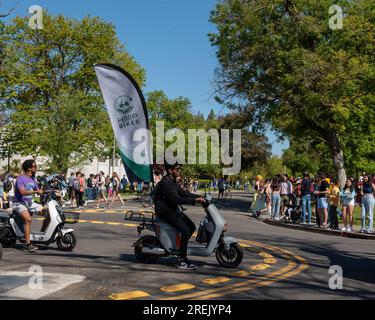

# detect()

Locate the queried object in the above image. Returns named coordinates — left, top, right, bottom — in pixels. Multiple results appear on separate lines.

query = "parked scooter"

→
left=0, top=190, right=78, bottom=251
left=131, top=196, right=243, bottom=268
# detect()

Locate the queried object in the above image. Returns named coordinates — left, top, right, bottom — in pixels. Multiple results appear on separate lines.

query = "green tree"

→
left=1, top=13, right=145, bottom=173
left=209, top=0, right=375, bottom=186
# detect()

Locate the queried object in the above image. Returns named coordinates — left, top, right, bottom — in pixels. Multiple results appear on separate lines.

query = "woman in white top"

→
left=340, top=179, right=356, bottom=232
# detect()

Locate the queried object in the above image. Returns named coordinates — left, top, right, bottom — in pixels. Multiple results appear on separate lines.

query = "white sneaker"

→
left=347, top=226, right=353, bottom=232
left=367, top=230, right=372, bottom=234
left=360, top=229, right=366, bottom=233
left=341, top=227, right=347, bottom=232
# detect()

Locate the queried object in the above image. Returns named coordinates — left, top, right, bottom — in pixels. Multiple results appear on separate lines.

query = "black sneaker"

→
left=23, top=244, right=39, bottom=252
left=176, top=259, right=197, bottom=270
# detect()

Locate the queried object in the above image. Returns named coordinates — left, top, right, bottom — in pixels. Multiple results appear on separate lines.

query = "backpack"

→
left=73, top=178, right=80, bottom=192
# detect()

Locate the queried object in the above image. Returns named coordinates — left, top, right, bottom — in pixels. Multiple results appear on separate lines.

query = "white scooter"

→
left=131, top=196, right=243, bottom=268
left=0, top=190, right=78, bottom=251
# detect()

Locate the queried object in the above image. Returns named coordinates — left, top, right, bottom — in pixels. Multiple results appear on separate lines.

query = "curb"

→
left=263, top=219, right=375, bottom=240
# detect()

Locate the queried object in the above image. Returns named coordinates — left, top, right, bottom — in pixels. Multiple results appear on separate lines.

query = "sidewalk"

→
left=260, top=217, right=375, bottom=240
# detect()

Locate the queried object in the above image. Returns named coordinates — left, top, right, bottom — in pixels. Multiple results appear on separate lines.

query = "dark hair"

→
left=344, top=180, right=354, bottom=193
left=22, top=159, right=36, bottom=173
left=304, top=172, right=310, bottom=178
left=165, top=162, right=180, bottom=172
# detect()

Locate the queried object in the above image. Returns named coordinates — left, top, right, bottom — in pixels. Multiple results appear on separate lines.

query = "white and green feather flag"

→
left=94, top=64, right=153, bottom=183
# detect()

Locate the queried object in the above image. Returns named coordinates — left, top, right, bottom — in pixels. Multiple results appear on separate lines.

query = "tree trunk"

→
left=327, top=131, right=347, bottom=187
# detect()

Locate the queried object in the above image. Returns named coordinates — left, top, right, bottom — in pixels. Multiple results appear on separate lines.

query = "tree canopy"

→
left=1, top=13, right=145, bottom=173
left=209, top=0, right=375, bottom=183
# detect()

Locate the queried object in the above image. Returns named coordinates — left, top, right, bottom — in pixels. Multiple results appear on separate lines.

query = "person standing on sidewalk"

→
left=271, top=177, right=281, bottom=220
left=87, top=174, right=94, bottom=201
left=360, top=175, right=375, bottom=234
left=300, top=172, right=313, bottom=224
left=340, top=179, right=356, bottom=232
left=75, top=172, right=85, bottom=209
left=280, top=174, right=293, bottom=217
left=316, top=174, right=330, bottom=228
left=68, top=172, right=76, bottom=207
left=328, top=178, right=340, bottom=230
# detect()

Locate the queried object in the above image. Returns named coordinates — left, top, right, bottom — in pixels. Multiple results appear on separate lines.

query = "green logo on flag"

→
left=115, top=96, right=134, bottom=115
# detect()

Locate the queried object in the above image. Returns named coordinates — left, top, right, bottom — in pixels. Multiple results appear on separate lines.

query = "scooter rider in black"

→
left=154, top=162, right=206, bottom=270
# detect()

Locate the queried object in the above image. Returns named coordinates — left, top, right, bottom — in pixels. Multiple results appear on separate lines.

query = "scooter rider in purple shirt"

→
left=14, top=160, right=45, bottom=252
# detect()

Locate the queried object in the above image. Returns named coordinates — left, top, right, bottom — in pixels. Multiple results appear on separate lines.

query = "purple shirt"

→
left=15, top=175, right=39, bottom=205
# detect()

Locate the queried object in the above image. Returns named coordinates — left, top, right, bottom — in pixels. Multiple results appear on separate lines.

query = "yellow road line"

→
left=250, top=263, right=271, bottom=271
left=259, top=252, right=273, bottom=258
left=263, top=258, right=277, bottom=264
left=201, top=277, right=231, bottom=285
left=230, top=270, right=251, bottom=277
left=109, top=291, right=150, bottom=300
left=106, top=222, right=122, bottom=226
left=162, top=239, right=308, bottom=300
left=90, top=221, right=105, bottom=224
left=160, top=283, right=196, bottom=293
left=239, top=243, right=251, bottom=248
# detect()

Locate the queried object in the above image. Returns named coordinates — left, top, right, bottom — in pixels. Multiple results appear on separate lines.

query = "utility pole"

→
left=112, top=135, right=116, bottom=175
left=7, top=146, right=10, bottom=172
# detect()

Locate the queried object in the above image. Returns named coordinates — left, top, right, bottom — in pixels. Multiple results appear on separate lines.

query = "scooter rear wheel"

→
left=134, top=235, right=160, bottom=264
left=216, top=243, right=243, bottom=268
left=0, top=243, right=3, bottom=260
left=57, top=231, right=77, bottom=251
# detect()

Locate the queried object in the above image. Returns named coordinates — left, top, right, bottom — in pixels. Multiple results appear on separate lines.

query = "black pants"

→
left=76, top=191, right=84, bottom=207
left=329, top=205, right=338, bottom=228
left=156, top=204, right=195, bottom=259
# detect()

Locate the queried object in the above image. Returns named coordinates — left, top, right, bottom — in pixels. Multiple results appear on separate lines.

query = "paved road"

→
left=0, top=191, right=374, bottom=300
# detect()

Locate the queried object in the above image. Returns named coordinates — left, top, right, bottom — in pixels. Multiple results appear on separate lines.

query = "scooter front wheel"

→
left=0, top=243, right=3, bottom=260
left=57, top=231, right=77, bottom=251
left=216, top=243, right=243, bottom=268
left=134, top=235, right=160, bottom=264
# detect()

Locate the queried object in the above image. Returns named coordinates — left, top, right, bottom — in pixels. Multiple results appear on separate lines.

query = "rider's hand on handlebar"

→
left=196, top=197, right=207, bottom=204
left=36, top=190, right=44, bottom=195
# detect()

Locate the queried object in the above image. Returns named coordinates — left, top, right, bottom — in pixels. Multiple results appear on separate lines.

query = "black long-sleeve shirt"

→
left=154, top=175, right=200, bottom=217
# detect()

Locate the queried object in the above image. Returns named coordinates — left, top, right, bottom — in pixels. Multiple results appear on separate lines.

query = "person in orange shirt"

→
left=328, top=178, right=340, bottom=230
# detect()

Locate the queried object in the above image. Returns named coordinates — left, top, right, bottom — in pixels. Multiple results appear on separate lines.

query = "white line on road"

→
left=0, top=271, right=85, bottom=300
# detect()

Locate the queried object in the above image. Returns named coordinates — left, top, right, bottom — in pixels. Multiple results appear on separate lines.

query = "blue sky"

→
left=5, top=0, right=288, bottom=155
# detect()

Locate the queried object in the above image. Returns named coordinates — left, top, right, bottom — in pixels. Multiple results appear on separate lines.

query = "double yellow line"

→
left=160, top=240, right=308, bottom=300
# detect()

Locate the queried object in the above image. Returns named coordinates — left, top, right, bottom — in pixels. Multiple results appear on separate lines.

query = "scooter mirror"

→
left=205, top=194, right=212, bottom=203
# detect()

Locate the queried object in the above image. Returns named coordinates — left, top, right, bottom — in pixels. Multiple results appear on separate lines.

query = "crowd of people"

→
left=0, top=170, right=153, bottom=210
left=251, top=172, right=375, bottom=233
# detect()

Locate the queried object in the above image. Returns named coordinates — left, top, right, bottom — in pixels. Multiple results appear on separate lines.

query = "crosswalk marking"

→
left=0, top=271, right=85, bottom=300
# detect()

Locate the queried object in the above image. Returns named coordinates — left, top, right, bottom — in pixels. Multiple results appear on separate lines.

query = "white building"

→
left=0, top=154, right=128, bottom=179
